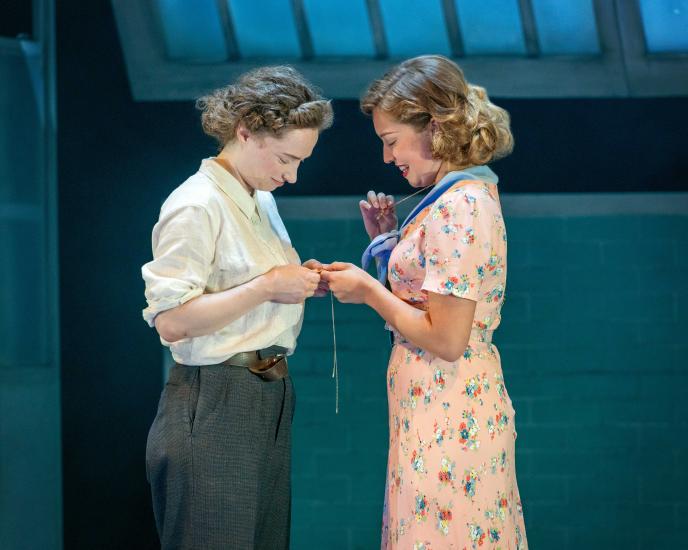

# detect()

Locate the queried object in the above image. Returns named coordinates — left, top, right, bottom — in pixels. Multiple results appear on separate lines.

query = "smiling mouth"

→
left=397, top=165, right=409, bottom=178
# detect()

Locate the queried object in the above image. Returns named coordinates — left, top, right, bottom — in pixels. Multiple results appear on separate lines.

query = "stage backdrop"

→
left=54, top=1, right=687, bottom=548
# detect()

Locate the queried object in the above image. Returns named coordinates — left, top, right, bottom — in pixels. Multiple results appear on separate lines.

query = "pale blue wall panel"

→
left=230, top=0, right=301, bottom=57
left=0, top=7, right=61, bottom=547
left=303, top=0, right=375, bottom=56
left=454, top=0, right=526, bottom=55
left=156, top=0, right=227, bottom=61
left=0, top=370, right=62, bottom=549
left=379, top=0, right=451, bottom=57
left=0, top=54, right=41, bottom=204
left=0, top=218, right=48, bottom=366
left=639, top=0, right=688, bottom=53
left=0, top=51, right=47, bottom=366
left=531, top=0, right=600, bottom=54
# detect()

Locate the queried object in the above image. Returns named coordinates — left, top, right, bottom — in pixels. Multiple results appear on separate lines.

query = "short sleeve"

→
left=141, top=205, right=215, bottom=326
left=420, top=189, right=494, bottom=301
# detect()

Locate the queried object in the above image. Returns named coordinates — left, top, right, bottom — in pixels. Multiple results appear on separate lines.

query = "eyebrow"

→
left=280, top=152, right=306, bottom=161
left=379, top=131, right=397, bottom=138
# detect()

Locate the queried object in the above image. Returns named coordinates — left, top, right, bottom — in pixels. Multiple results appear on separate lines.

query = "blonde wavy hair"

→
left=197, top=66, right=333, bottom=149
left=361, top=55, right=513, bottom=167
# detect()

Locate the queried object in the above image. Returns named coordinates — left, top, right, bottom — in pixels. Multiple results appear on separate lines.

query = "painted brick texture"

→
left=285, top=213, right=688, bottom=550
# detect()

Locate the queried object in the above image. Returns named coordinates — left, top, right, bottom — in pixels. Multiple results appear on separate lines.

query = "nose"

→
left=282, top=166, right=297, bottom=184
left=383, top=144, right=394, bottom=164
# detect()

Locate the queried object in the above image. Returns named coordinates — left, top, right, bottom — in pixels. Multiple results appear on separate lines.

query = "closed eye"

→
left=278, top=155, right=303, bottom=165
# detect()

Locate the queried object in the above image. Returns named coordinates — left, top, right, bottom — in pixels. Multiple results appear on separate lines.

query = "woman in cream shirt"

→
left=142, top=66, right=332, bottom=550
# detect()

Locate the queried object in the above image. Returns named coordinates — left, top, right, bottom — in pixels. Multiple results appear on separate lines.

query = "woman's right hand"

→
left=360, top=190, right=397, bottom=240
left=263, top=264, right=321, bottom=304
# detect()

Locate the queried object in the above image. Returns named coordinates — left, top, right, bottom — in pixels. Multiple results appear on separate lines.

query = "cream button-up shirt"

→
left=141, top=158, right=304, bottom=366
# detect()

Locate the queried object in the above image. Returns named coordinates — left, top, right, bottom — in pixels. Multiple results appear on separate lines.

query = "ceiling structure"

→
left=111, top=0, right=688, bottom=100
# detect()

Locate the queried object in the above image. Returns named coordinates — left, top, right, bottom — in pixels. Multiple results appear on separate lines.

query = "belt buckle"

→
left=248, top=346, right=289, bottom=381
left=249, top=356, right=288, bottom=381
left=257, top=345, right=288, bottom=361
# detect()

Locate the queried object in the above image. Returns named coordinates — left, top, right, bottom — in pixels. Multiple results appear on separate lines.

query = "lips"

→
left=397, top=165, right=409, bottom=178
left=271, top=178, right=284, bottom=186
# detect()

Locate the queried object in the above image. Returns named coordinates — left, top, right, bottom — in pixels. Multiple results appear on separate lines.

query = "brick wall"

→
left=283, top=200, right=688, bottom=550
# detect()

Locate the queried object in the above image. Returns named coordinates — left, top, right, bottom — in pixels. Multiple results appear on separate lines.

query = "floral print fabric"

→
left=382, top=181, right=527, bottom=549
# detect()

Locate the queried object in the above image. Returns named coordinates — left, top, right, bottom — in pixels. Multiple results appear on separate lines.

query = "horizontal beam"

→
left=275, top=193, right=688, bottom=220
left=121, top=56, right=637, bottom=100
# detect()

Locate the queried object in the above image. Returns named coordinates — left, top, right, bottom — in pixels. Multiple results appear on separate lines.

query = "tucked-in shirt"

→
left=141, top=158, right=304, bottom=366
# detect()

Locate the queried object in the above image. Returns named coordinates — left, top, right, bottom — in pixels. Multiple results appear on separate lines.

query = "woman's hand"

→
left=263, top=264, right=321, bottom=304
left=303, top=258, right=329, bottom=297
left=360, top=190, right=397, bottom=240
left=320, top=262, right=378, bottom=304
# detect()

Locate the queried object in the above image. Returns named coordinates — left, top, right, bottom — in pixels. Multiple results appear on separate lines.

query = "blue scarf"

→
left=361, top=166, right=498, bottom=283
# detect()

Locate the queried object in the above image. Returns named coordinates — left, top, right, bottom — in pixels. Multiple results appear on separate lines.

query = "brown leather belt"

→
left=222, top=345, right=289, bottom=381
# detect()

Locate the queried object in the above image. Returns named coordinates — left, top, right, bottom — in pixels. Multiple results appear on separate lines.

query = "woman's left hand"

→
left=320, top=262, right=377, bottom=304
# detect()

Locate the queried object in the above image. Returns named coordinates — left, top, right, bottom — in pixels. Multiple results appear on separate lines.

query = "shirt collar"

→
left=200, top=158, right=257, bottom=219
left=458, top=165, right=499, bottom=185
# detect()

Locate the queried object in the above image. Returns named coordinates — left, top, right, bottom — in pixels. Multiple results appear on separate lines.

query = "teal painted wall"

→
left=285, top=209, right=688, bottom=549
left=0, top=9, right=62, bottom=548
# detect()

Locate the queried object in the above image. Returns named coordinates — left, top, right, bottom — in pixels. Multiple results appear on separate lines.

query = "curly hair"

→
left=197, top=66, right=333, bottom=148
left=361, top=55, right=513, bottom=167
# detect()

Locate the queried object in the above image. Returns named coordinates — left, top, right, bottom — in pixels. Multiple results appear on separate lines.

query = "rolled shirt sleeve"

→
left=142, top=205, right=215, bottom=326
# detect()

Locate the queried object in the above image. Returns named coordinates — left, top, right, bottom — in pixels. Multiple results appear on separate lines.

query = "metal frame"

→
left=440, top=0, right=464, bottom=57
left=365, top=0, right=388, bottom=60
left=110, top=0, right=688, bottom=100
left=214, top=0, right=240, bottom=60
left=517, top=0, right=540, bottom=57
left=290, top=0, right=314, bottom=60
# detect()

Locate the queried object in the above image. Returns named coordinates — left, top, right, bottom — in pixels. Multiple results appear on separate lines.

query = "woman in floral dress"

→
left=322, top=56, right=528, bottom=549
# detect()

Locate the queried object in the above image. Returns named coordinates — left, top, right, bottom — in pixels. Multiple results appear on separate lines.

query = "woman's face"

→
left=235, top=126, right=319, bottom=193
left=372, top=108, right=441, bottom=188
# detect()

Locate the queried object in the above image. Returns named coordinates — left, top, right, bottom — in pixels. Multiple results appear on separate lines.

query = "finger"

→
left=303, top=258, right=323, bottom=270
left=359, top=200, right=372, bottom=211
left=377, top=192, right=386, bottom=209
left=320, top=270, right=345, bottom=284
left=325, top=261, right=351, bottom=272
left=386, top=195, right=395, bottom=208
left=299, top=266, right=319, bottom=278
left=367, top=190, right=379, bottom=209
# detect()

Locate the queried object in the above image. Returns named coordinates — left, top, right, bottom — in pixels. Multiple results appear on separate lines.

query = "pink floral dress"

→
left=382, top=180, right=528, bottom=550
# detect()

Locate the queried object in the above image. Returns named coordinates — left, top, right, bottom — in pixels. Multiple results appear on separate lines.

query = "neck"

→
left=433, top=161, right=467, bottom=184
left=215, top=146, right=254, bottom=196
